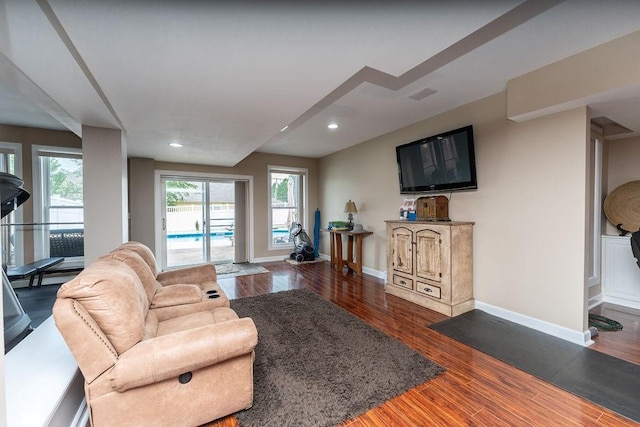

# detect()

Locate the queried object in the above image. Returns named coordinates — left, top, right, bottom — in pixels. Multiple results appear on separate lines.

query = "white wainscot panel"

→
left=602, top=235, right=640, bottom=308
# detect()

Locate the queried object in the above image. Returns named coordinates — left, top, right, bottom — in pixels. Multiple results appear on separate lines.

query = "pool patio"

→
left=166, top=237, right=235, bottom=267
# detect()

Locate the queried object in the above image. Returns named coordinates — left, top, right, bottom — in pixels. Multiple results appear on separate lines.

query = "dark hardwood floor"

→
left=208, top=260, right=639, bottom=427
left=589, top=302, right=640, bottom=366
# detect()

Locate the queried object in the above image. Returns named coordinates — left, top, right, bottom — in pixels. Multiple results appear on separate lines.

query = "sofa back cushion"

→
left=56, top=258, right=148, bottom=354
left=118, top=241, right=159, bottom=277
left=102, top=248, right=160, bottom=304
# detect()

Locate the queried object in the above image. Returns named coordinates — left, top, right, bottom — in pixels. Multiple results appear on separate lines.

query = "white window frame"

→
left=586, top=134, right=603, bottom=288
left=0, top=142, right=23, bottom=266
left=268, top=165, right=308, bottom=251
left=155, top=169, right=255, bottom=267
left=31, top=145, right=83, bottom=261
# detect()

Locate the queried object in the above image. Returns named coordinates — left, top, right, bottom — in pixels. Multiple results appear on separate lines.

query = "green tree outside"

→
left=166, top=180, right=198, bottom=206
left=272, top=177, right=289, bottom=203
left=50, top=158, right=83, bottom=201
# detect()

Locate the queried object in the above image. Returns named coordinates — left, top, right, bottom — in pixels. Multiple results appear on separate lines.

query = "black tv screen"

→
left=396, top=125, right=477, bottom=194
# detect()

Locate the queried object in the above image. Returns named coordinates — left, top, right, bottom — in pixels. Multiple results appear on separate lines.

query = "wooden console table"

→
left=325, top=229, right=373, bottom=276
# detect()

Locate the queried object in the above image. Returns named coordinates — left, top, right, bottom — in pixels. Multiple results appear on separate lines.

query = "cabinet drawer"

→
left=416, top=281, right=441, bottom=299
left=392, top=274, right=413, bottom=290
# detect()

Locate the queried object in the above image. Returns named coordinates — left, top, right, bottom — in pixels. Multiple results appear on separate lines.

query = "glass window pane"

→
left=1, top=152, right=16, bottom=265
left=272, top=208, right=297, bottom=245
left=271, top=173, right=299, bottom=207
left=49, top=207, right=84, bottom=229
left=35, top=150, right=84, bottom=260
left=48, top=157, right=83, bottom=206
left=269, top=168, right=305, bottom=249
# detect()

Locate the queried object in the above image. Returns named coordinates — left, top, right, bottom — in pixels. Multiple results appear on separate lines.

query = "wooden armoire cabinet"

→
left=385, top=220, right=474, bottom=317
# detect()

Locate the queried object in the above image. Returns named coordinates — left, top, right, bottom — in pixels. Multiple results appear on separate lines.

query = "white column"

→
left=82, top=126, right=128, bottom=264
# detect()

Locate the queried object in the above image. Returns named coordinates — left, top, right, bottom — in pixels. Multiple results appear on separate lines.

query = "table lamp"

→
left=344, top=199, right=357, bottom=230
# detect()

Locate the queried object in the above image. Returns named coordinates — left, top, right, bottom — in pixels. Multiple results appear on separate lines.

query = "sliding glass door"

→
left=162, top=178, right=239, bottom=268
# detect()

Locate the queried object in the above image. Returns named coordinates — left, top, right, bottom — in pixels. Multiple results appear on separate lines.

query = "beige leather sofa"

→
left=116, top=241, right=220, bottom=292
left=101, top=245, right=229, bottom=320
left=53, top=245, right=258, bottom=427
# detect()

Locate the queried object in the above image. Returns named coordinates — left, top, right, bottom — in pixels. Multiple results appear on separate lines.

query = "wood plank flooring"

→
left=206, top=260, right=639, bottom=427
left=589, top=302, right=640, bottom=366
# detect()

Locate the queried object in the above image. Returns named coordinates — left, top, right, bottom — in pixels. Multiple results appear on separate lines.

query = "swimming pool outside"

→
left=165, top=229, right=292, bottom=267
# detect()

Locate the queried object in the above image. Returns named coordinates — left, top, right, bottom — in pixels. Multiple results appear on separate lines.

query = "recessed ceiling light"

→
left=280, top=125, right=289, bottom=132
left=328, top=123, right=339, bottom=129
left=169, top=142, right=183, bottom=148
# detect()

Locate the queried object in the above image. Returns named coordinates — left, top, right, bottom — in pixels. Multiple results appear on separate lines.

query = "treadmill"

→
left=1, top=172, right=32, bottom=353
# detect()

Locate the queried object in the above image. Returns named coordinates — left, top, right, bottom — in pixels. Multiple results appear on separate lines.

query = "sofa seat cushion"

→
left=151, top=284, right=202, bottom=308
left=149, top=282, right=230, bottom=322
left=156, top=307, right=238, bottom=336
left=56, top=259, right=148, bottom=354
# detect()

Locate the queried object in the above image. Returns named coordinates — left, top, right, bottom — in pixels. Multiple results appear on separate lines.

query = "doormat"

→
left=231, top=289, right=444, bottom=427
left=284, top=257, right=326, bottom=265
left=215, top=263, right=269, bottom=278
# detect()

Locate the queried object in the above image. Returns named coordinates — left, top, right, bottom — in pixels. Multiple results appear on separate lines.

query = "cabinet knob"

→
left=424, top=287, right=432, bottom=293
left=400, top=280, right=406, bottom=285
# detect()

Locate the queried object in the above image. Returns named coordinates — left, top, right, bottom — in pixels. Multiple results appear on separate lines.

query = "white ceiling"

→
left=1, top=0, right=640, bottom=166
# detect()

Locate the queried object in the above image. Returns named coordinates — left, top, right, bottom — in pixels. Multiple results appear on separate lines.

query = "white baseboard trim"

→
left=363, top=266, right=385, bottom=280
left=251, top=255, right=290, bottom=263
left=588, top=294, right=604, bottom=310
left=603, top=295, right=640, bottom=311
left=475, top=300, right=592, bottom=347
left=317, top=252, right=386, bottom=279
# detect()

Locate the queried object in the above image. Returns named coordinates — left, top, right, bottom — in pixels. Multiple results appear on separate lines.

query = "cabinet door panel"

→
left=415, top=229, right=441, bottom=282
left=391, top=227, right=413, bottom=275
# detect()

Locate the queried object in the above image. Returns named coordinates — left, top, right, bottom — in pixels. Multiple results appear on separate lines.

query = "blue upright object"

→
left=313, top=208, right=320, bottom=258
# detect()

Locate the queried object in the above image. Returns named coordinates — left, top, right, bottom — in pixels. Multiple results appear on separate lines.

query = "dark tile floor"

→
left=14, top=284, right=61, bottom=328
left=431, top=309, right=640, bottom=423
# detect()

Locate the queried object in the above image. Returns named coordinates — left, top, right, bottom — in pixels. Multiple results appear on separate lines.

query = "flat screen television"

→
left=396, top=125, right=477, bottom=194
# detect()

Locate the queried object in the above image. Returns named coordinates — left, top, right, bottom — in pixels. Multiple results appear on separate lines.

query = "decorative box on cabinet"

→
left=385, top=220, right=474, bottom=316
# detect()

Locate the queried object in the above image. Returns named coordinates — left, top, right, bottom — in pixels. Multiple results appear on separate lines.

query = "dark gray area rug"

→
left=431, top=309, right=640, bottom=423
left=231, top=289, right=444, bottom=427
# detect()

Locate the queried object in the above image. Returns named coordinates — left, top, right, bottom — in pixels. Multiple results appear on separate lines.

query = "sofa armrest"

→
left=151, top=284, right=202, bottom=308
left=157, top=264, right=217, bottom=286
left=110, top=317, right=257, bottom=392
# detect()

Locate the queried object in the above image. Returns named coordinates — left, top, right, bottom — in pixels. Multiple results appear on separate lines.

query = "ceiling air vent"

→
left=409, top=88, right=437, bottom=101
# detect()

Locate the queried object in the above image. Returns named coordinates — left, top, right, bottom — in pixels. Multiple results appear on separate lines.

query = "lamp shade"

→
left=344, top=200, right=358, bottom=214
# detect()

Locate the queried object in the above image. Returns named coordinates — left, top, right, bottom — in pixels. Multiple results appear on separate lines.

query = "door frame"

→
left=154, top=170, right=254, bottom=270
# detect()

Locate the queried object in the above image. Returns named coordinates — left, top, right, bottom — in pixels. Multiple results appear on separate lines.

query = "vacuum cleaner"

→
left=288, top=223, right=316, bottom=262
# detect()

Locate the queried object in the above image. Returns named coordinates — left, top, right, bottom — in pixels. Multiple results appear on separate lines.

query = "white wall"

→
left=318, top=30, right=640, bottom=340
left=319, top=92, right=589, bottom=334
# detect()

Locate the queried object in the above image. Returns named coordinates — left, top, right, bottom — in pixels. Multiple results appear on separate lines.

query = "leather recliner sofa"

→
left=53, top=253, right=257, bottom=426
left=116, top=241, right=220, bottom=292
left=101, top=246, right=229, bottom=321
